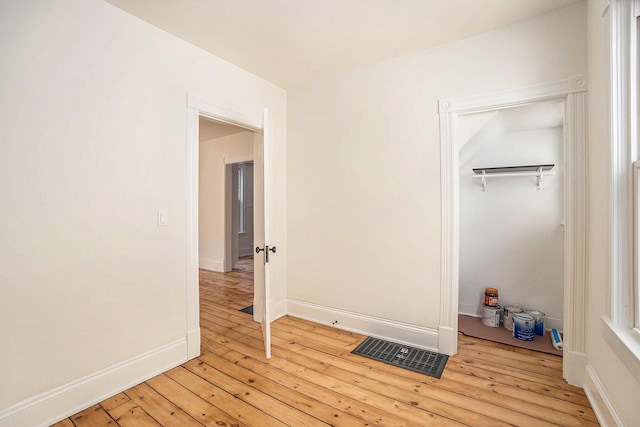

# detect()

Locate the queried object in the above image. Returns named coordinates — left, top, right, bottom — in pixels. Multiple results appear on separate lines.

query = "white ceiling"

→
left=105, top=0, right=581, bottom=89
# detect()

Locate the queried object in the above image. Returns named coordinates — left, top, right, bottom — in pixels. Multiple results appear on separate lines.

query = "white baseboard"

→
left=287, top=299, right=439, bottom=351
left=583, top=364, right=624, bottom=427
left=459, top=303, right=481, bottom=317
left=187, top=327, right=201, bottom=360
left=271, top=297, right=287, bottom=321
left=0, top=339, right=188, bottom=427
left=438, top=325, right=457, bottom=356
left=199, top=257, right=224, bottom=272
left=564, top=350, right=588, bottom=387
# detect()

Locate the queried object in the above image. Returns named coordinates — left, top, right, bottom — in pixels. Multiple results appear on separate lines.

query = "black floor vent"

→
left=351, top=337, right=448, bottom=379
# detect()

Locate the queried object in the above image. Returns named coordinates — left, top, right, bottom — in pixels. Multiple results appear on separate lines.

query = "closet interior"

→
left=457, top=100, right=565, bottom=353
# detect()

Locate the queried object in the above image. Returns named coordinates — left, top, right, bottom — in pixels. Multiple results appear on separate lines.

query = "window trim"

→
left=238, top=163, right=246, bottom=234
left=635, top=162, right=640, bottom=330
left=603, top=0, right=640, bottom=383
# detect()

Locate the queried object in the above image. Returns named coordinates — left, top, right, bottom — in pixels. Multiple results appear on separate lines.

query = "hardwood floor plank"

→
left=321, top=365, right=514, bottom=427
left=458, top=334, right=563, bottom=361
left=50, top=418, right=75, bottom=427
left=107, top=400, right=161, bottom=427
left=456, top=346, right=562, bottom=377
left=196, top=351, right=345, bottom=426
left=146, top=374, right=245, bottom=427
left=165, top=366, right=287, bottom=427
left=452, top=350, right=581, bottom=391
left=183, top=357, right=329, bottom=427
left=99, top=393, right=131, bottom=412
left=124, top=382, right=203, bottom=427
left=70, top=404, right=116, bottom=427
left=458, top=339, right=564, bottom=370
left=445, top=359, right=592, bottom=407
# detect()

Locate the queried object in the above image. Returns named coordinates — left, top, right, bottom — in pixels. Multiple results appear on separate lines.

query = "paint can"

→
left=481, top=304, right=501, bottom=327
left=513, top=313, right=535, bottom=341
left=484, top=287, right=499, bottom=307
left=526, top=310, right=546, bottom=336
left=503, top=303, right=524, bottom=331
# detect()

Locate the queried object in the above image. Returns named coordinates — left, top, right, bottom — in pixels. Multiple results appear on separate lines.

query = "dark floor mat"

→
left=239, top=305, right=253, bottom=315
left=352, top=337, right=448, bottom=379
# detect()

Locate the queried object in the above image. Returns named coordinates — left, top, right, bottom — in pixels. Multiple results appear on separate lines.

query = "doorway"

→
left=185, top=96, right=272, bottom=361
left=456, top=100, right=565, bottom=354
left=225, top=161, right=255, bottom=275
left=198, top=117, right=255, bottom=312
left=438, top=77, right=588, bottom=385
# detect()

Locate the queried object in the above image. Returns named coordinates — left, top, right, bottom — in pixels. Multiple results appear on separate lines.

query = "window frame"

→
left=634, top=9, right=640, bottom=333
left=237, top=163, right=246, bottom=234
left=636, top=162, right=640, bottom=331
left=603, top=0, right=640, bottom=383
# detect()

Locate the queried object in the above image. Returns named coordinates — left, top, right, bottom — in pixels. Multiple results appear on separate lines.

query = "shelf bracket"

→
left=536, top=167, right=543, bottom=191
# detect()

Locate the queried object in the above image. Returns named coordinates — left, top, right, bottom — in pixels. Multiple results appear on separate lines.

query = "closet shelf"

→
left=472, top=164, right=555, bottom=191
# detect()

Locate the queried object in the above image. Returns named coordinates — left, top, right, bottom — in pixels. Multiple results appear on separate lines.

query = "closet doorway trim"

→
left=438, top=76, right=587, bottom=386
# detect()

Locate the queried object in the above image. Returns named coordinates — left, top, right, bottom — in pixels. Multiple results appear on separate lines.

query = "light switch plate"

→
left=157, top=208, right=168, bottom=226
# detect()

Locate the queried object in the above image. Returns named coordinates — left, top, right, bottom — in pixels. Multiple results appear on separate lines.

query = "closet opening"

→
left=457, top=100, right=565, bottom=356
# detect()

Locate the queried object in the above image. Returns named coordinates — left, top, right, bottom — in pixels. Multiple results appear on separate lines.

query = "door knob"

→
left=256, top=245, right=276, bottom=262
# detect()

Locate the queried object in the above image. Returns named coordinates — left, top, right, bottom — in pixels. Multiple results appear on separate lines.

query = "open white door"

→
left=253, top=108, right=272, bottom=359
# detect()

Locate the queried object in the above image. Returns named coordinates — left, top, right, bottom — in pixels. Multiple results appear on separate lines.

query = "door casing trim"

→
left=186, top=93, right=264, bottom=360
left=438, top=77, right=588, bottom=386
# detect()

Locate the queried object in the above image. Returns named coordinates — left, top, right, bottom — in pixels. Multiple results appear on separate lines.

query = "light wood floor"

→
left=54, top=261, right=599, bottom=426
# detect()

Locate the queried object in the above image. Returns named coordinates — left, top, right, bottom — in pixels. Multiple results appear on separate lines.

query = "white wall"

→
left=0, top=1, right=286, bottom=425
left=582, top=0, right=640, bottom=424
left=459, top=121, right=565, bottom=331
left=287, top=2, right=585, bottom=347
left=199, top=131, right=253, bottom=272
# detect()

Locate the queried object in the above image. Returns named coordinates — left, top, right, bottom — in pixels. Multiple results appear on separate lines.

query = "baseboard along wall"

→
left=287, top=299, right=439, bottom=352
left=0, top=339, right=188, bottom=427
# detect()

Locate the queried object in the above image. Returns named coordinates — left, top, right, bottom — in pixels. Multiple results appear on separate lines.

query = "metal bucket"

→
left=513, top=313, right=535, bottom=341
left=503, top=304, right=524, bottom=331
left=526, top=310, right=546, bottom=336
left=481, top=304, right=501, bottom=327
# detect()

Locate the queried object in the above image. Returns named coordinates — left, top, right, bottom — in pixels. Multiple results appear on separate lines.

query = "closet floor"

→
left=458, top=315, right=563, bottom=356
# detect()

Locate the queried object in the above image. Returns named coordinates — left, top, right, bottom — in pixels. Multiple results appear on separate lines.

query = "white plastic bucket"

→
left=481, top=304, right=501, bottom=327
left=513, top=313, right=535, bottom=341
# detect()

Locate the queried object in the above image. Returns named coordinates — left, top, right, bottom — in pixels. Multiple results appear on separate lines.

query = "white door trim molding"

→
left=186, top=93, right=263, bottom=360
left=438, top=78, right=588, bottom=386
